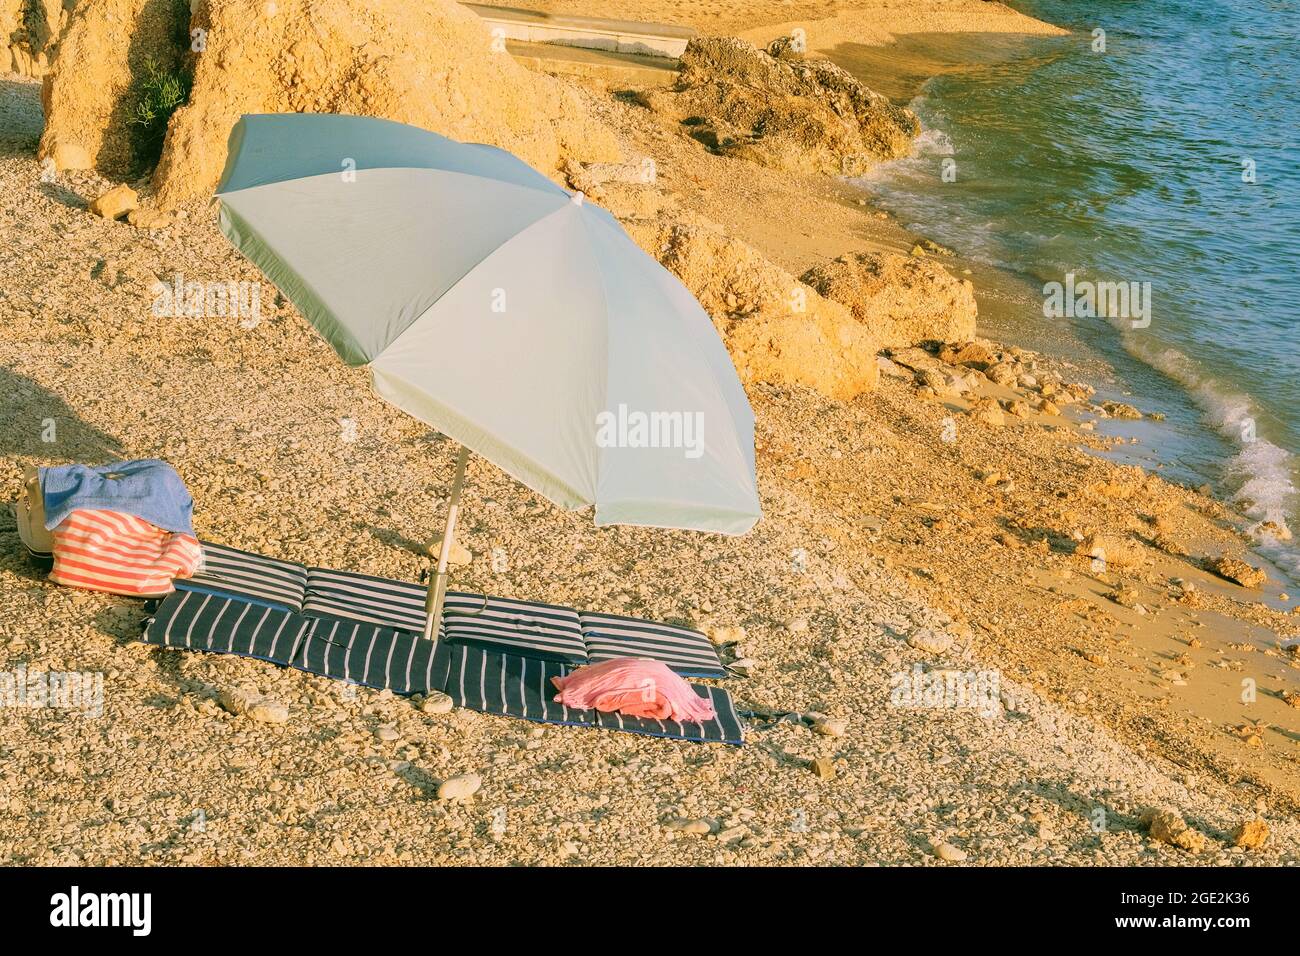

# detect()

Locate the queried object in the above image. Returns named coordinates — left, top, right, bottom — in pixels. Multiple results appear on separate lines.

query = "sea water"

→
left=840, top=0, right=1300, bottom=583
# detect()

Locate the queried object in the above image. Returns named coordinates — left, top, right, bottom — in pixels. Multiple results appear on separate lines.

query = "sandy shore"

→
left=1, top=2, right=1297, bottom=866
left=497, top=0, right=1065, bottom=41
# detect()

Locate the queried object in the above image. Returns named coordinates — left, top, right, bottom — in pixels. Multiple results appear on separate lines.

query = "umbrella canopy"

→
left=215, top=113, right=760, bottom=537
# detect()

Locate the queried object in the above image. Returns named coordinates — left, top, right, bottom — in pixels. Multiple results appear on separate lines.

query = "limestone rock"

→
left=41, top=0, right=622, bottom=205
left=906, top=629, right=952, bottom=655
left=48, top=139, right=92, bottom=171
left=156, top=0, right=619, bottom=207
left=939, top=340, right=997, bottom=370
left=88, top=184, right=137, bottom=220
left=705, top=624, right=746, bottom=645
left=984, top=362, right=1018, bottom=387
left=218, top=686, right=288, bottom=723
left=3, top=0, right=64, bottom=79
left=932, top=841, right=967, bottom=862
left=1102, top=400, right=1143, bottom=420
left=419, top=691, right=454, bottom=715
left=808, top=757, right=836, bottom=779
left=127, top=207, right=173, bottom=230
left=670, top=817, right=715, bottom=835
left=247, top=700, right=289, bottom=724
left=1231, top=818, right=1269, bottom=850
left=801, top=251, right=977, bottom=349
left=1142, top=806, right=1207, bottom=853
left=38, top=0, right=190, bottom=178
left=966, top=397, right=1005, bottom=428
left=811, top=717, right=847, bottom=737
left=624, top=216, right=879, bottom=401
left=915, top=367, right=960, bottom=397
left=1079, top=533, right=1142, bottom=570
left=641, top=35, right=917, bottom=176
left=1209, top=556, right=1266, bottom=589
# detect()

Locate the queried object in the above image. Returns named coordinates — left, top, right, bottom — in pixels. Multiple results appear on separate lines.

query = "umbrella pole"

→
left=423, top=445, right=470, bottom=643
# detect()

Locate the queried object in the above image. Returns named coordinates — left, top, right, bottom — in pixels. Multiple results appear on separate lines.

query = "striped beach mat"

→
left=579, top=612, right=725, bottom=678
left=176, top=542, right=308, bottom=611
left=144, top=589, right=446, bottom=695
left=140, top=592, right=743, bottom=744
left=144, top=588, right=313, bottom=664
left=177, top=542, right=726, bottom=675
left=302, top=566, right=428, bottom=632
left=292, top=616, right=449, bottom=697
left=443, top=644, right=744, bottom=744
left=442, top=592, right=588, bottom=665
left=442, top=642, right=597, bottom=726
left=302, top=573, right=591, bottom=665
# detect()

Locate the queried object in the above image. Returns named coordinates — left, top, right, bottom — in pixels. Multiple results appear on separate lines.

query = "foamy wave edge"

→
left=1123, top=335, right=1300, bottom=585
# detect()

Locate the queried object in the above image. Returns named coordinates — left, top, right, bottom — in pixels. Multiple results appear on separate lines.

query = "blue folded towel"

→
left=40, top=460, right=195, bottom=535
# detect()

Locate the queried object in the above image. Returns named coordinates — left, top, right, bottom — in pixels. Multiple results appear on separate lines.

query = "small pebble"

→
left=933, top=842, right=967, bottom=862
left=419, top=691, right=454, bottom=715
left=811, top=718, right=847, bottom=738
left=436, top=773, right=482, bottom=801
left=248, top=700, right=288, bottom=724
left=809, top=757, right=836, bottom=779
left=675, top=818, right=713, bottom=835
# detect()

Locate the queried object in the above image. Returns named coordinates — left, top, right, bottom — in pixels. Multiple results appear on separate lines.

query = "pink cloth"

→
left=551, top=658, right=717, bottom=723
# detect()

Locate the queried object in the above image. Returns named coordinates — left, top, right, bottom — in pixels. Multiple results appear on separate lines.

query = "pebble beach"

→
left=1, top=0, right=1297, bottom=868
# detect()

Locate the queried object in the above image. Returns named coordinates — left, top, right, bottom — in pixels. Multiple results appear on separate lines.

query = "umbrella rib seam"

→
left=384, top=193, right=577, bottom=350
left=217, top=161, right=567, bottom=201
left=575, top=206, right=615, bottom=503
left=585, top=211, right=759, bottom=504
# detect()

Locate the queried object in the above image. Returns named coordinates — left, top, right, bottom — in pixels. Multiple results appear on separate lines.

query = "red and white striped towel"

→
left=49, top=509, right=203, bottom=597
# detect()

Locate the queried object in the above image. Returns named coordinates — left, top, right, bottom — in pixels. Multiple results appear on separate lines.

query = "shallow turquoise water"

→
left=850, top=0, right=1300, bottom=580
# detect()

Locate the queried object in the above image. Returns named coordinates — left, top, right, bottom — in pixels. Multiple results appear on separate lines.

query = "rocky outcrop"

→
left=801, top=251, right=977, bottom=348
left=624, top=215, right=879, bottom=400
left=0, top=0, right=22, bottom=74
left=38, top=0, right=623, bottom=202
left=37, top=0, right=190, bottom=175
left=2, top=0, right=68, bottom=78
left=641, top=35, right=918, bottom=176
left=155, top=0, right=623, bottom=206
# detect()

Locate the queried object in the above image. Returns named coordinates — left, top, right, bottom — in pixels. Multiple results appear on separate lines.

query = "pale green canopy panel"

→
left=216, top=113, right=761, bottom=537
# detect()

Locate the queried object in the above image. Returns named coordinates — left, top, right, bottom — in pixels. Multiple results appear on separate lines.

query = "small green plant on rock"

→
left=129, top=56, right=190, bottom=164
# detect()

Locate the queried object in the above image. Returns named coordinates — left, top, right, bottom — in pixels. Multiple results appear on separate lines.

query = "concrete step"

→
left=505, top=39, right=678, bottom=86
left=462, top=2, right=695, bottom=58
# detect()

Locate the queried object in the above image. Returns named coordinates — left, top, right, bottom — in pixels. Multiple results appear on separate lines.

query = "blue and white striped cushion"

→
left=443, top=644, right=743, bottom=743
left=578, top=612, right=724, bottom=677
left=301, top=570, right=588, bottom=665
left=442, top=592, right=588, bottom=665
left=144, top=589, right=314, bottom=663
left=174, top=544, right=726, bottom=680
left=302, top=567, right=428, bottom=633
left=443, top=643, right=596, bottom=725
left=177, top=542, right=308, bottom=611
left=293, top=615, right=447, bottom=696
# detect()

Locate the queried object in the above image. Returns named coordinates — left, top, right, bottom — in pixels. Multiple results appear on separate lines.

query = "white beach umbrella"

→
left=215, top=113, right=761, bottom=638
